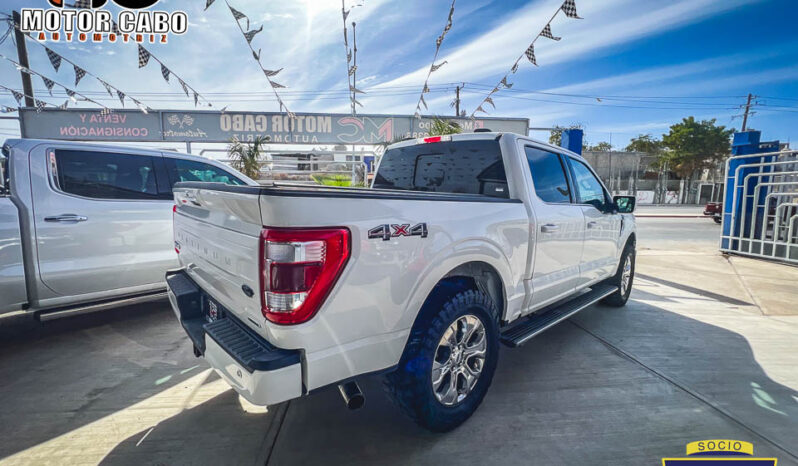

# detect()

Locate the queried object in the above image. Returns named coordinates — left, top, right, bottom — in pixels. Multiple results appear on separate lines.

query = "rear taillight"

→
left=260, top=227, right=350, bottom=325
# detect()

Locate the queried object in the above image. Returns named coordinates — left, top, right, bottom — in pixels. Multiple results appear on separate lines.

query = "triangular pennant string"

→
left=243, top=25, right=263, bottom=44
left=205, top=0, right=215, bottom=10
left=470, top=0, right=581, bottom=117
left=117, top=90, right=126, bottom=107
left=42, top=77, right=55, bottom=95
left=100, top=79, right=114, bottom=97
left=525, top=44, right=537, bottom=66
left=137, top=45, right=151, bottom=68
left=430, top=60, right=448, bottom=72
left=414, top=0, right=455, bottom=116
left=160, top=64, right=170, bottom=83
left=540, top=23, right=561, bottom=41
left=11, top=90, right=23, bottom=105
left=45, top=47, right=62, bottom=72
left=561, top=0, right=582, bottom=19
left=226, top=0, right=291, bottom=117
left=73, top=65, right=86, bottom=85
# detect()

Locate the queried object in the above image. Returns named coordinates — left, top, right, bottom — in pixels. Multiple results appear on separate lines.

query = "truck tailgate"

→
left=173, top=185, right=265, bottom=330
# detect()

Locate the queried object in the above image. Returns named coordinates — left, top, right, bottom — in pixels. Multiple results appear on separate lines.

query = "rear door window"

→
left=53, top=149, right=161, bottom=200
left=164, top=158, right=246, bottom=187
left=373, top=139, right=508, bottom=198
left=525, top=147, right=571, bottom=203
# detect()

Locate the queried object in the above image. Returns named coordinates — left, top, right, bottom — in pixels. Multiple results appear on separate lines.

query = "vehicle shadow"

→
left=0, top=302, right=220, bottom=461
left=98, top=296, right=798, bottom=465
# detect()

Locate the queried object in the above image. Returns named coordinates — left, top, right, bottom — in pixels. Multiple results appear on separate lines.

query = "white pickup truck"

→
left=167, top=131, right=637, bottom=432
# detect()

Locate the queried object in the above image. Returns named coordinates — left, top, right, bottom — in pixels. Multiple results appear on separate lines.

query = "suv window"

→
left=165, top=158, right=245, bottom=187
left=569, top=158, right=608, bottom=209
left=373, top=139, right=508, bottom=198
left=53, top=149, right=159, bottom=200
left=525, top=147, right=571, bottom=203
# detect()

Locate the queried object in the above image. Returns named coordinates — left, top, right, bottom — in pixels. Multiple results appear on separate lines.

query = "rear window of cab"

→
left=373, top=139, right=508, bottom=198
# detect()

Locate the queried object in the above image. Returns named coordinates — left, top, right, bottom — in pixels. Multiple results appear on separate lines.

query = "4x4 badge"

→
left=368, top=223, right=428, bottom=241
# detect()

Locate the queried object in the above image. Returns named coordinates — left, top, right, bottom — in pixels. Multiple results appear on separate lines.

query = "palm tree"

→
left=227, top=136, right=269, bottom=180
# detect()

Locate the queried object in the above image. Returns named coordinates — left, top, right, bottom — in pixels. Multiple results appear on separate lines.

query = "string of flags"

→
left=413, top=0, right=456, bottom=118
left=341, top=0, right=366, bottom=115
left=133, top=38, right=213, bottom=109
left=1, top=84, right=70, bottom=113
left=16, top=21, right=154, bottom=113
left=0, top=53, right=112, bottom=114
left=470, top=0, right=582, bottom=118
left=215, top=1, right=294, bottom=118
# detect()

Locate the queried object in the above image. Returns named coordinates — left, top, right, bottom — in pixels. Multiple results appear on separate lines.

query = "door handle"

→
left=44, top=214, right=88, bottom=223
left=540, top=223, right=560, bottom=233
left=587, top=221, right=598, bottom=229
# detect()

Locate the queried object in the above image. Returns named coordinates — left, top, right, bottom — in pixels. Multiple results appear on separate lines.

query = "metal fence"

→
left=582, top=151, right=724, bottom=204
left=720, top=149, right=798, bottom=264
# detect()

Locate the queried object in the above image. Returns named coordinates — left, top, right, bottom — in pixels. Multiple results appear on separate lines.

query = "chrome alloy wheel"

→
left=431, top=314, right=487, bottom=406
left=621, top=255, right=633, bottom=293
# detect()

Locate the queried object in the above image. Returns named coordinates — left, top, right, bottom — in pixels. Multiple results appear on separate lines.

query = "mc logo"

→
left=47, top=0, right=160, bottom=9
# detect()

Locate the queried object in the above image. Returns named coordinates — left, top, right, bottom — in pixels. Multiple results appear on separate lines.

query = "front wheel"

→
left=601, top=242, right=635, bottom=307
left=384, top=289, right=499, bottom=432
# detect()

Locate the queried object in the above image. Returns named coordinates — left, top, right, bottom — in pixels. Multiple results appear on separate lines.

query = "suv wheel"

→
left=384, top=289, right=499, bottom=432
left=601, top=242, right=635, bottom=307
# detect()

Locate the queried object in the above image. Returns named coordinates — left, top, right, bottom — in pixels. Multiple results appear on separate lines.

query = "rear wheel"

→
left=384, top=289, right=499, bottom=432
left=601, top=242, right=635, bottom=307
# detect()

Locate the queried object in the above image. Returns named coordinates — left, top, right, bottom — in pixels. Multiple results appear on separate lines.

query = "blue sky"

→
left=1, top=0, right=797, bottom=148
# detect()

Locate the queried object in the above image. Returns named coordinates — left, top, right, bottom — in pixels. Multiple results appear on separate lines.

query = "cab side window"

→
left=164, top=158, right=245, bottom=188
left=53, top=149, right=160, bottom=200
left=568, top=158, right=608, bottom=210
left=525, top=146, right=571, bottom=203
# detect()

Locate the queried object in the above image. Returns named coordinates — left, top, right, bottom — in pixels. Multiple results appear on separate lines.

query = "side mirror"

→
left=614, top=195, right=635, bottom=214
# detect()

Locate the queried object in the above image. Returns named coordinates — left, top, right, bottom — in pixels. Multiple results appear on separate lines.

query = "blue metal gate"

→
left=720, top=131, right=798, bottom=264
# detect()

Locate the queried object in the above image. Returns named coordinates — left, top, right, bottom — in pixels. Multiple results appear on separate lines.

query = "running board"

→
left=500, top=284, right=618, bottom=347
left=37, top=291, right=168, bottom=322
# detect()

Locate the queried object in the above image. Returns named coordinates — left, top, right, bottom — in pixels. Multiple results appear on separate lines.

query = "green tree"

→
left=429, top=118, right=463, bottom=136
left=659, top=117, right=733, bottom=178
left=588, top=141, right=612, bottom=152
left=625, top=133, right=664, bottom=154
left=227, top=136, right=269, bottom=180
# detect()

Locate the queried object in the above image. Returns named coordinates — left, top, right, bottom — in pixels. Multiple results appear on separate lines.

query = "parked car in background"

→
left=704, top=201, right=722, bottom=216
left=0, top=139, right=253, bottom=321
left=167, top=132, right=637, bottom=432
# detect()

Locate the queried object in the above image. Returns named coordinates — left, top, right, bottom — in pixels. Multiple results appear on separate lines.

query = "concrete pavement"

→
left=1, top=216, right=797, bottom=465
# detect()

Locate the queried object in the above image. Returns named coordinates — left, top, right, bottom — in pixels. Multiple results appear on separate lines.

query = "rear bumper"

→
left=166, top=269, right=303, bottom=406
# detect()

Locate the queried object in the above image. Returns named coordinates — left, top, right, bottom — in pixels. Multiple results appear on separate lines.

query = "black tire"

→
left=384, top=289, right=500, bottom=432
left=713, top=215, right=722, bottom=224
left=601, top=241, right=636, bottom=307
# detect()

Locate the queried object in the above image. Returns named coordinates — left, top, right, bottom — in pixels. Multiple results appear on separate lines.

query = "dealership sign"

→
left=20, top=109, right=529, bottom=144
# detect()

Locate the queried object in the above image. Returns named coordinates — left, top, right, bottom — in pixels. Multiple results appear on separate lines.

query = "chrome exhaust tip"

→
left=338, top=381, right=365, bottom=410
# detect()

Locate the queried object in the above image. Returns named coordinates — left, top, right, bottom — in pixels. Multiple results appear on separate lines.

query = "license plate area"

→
left=203, top=294, right=227, bottom=323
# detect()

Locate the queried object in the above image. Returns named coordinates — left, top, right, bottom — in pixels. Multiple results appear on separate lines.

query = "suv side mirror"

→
left=613, top=195, right=635, bottom=213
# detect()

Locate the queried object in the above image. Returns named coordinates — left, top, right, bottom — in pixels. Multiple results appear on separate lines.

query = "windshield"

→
left=372, top=139, right=508, bottom=198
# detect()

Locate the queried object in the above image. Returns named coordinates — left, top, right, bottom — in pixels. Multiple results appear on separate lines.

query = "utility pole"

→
left=741, top=93, right=753, bottom=132
left=454, top=85, right=460, bottom=116
left=12, top=11, right=35, bottom=107
left=351, top=21, right=358, bottom=116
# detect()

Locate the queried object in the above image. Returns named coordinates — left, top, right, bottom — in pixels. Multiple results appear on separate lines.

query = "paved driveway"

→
left=1, top=217, right=797, bottom=465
